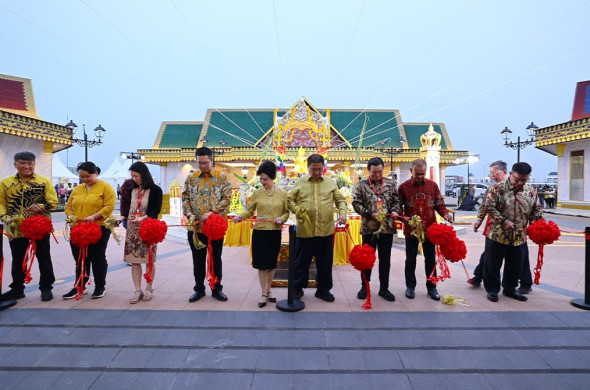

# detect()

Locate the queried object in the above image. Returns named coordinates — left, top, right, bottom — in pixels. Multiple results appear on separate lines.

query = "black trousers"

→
left=475, top=243, right=531, bottom=287
left=519, top=244, right=533, bottom=288
left=187, top=232, right=223, bottom=292
left=69, top=227, right=110, bottom=289
left=473, top=251, right=485, bottom=280
left=293, top=235, right=334, bottom=292
left=405, top=237, right=437, bottom=290
left=483, top=237, right=523, bottom=294
left=9, top=235, right=55, bottom=291
left=360, top=233, right=394, bottom=290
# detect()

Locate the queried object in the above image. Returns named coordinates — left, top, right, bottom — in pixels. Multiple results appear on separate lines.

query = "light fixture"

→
left=241, top=166, right=249, bottom=179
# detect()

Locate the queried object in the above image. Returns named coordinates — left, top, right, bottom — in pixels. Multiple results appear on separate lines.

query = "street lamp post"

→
left=501, top=122, right=538, bottom=163
left=66, top=120, right=106, bottom=162
left=120, top=152, right=145, bottom=163
left=377, top=136, right=406, bottom=175
left=454, top=154, right=480, bottom=187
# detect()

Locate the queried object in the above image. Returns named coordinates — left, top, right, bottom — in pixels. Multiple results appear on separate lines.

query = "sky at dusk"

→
left=2, top=0, right=589, bottom=181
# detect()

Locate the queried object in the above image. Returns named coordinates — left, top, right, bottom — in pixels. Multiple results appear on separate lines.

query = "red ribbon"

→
left=144, top=244, right=154, bottom=283
left=206, top=238, right=218, bottom=290
left=21, top=240, right=37, bottom=284
left=428, top=245, right=451, bottom=285
left=361, top=271, right=372, bottom=310
left=533, top=244, right=544, bottom=285
left=74, top=245, right=91, bottom=300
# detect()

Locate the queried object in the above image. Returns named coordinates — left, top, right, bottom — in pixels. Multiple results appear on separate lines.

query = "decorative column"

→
left=419, top=123, right=442, bottom=188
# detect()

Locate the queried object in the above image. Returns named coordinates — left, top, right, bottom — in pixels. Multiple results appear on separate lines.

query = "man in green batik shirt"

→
left=288, top=154, right=347, bottom=303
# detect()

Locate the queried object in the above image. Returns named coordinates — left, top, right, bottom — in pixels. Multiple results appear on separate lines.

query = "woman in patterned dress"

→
left=123, top=162, right=163, bottom=303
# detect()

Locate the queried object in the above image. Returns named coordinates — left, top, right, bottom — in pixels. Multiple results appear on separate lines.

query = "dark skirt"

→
left=251, top=229, right=281, bottom=270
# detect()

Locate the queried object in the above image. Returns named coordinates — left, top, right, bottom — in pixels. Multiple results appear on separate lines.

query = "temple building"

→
left=535, top=80, right=590, bottom=209
left=0, top=73, right=72, bottom=180
left=140, top=97, right=468, bottom=192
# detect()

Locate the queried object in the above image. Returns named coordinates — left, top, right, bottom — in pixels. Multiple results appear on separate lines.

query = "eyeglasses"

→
left=511, top=174, right=528, bottom=183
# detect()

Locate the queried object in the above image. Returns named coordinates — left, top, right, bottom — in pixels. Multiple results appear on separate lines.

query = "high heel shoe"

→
left=129, top=290, right=143, bottom=304
left=267, top=291, right=277, bottom=303
left=258, top=294, right=267, bottom=308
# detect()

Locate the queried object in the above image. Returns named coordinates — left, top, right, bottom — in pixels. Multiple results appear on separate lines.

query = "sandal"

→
left=129, top=290, right=143, bottom=304
left=258, top=294, right=267, bottom=308
left=143, top=288, right=153, bottom=302
left=267, top=291, right=277, bottom=303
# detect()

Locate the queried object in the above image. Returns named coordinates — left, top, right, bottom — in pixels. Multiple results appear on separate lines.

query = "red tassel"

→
left=206, top=239, right=218, bottom=290
left=22, top=241, right=37, bottom=284
left=143, top=243, right=154, bottom=283
left=533, top=244, right=544, bottom=285
left=361, top=272, right=372, bottom=310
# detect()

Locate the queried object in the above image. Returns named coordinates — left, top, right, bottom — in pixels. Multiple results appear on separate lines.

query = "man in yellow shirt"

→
left=182, top=147, right=232, bottom=303
left=0, top=152, right=58, bottom=302
left=288, top=154, right=347, bottom=302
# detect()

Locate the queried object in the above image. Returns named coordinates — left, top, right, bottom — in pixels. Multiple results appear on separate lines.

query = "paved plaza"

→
left=1, top=209, right=590, bottom=389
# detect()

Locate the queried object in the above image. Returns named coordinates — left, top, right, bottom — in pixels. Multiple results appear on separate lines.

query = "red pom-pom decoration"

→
left=349, top=244, right=376, bottom=271
left=349, top=244, right=376, bottom=310
left=19, top=215, right=54, bottom=284
left=20, top=215, right=53, bottom=241
left=526, top=220, right=561, bottom=245
left=526, top=219, right=561, bottom=285
left=426, top=223, right=456, bottom=246
left=139, top=218, right=168, bottom=244
left=202, top=214, right=228, bottom=241
left=441, top=237, right=467, bottom=263
left=70, top=221, right=102, bottom=248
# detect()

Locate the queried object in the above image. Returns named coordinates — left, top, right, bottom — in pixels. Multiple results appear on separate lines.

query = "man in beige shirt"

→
left=288, top=154, right=347, bottom=302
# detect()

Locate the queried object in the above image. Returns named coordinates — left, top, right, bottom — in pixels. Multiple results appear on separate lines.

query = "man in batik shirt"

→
left=483, top=162, right=544, bottom=303
left=182, top=147, right=232, bottom=302
left=0, top=151, right=58, bottom=302
left=352, top=157, right=400, bottom=302
left=398, top=159, right=453, bottom=301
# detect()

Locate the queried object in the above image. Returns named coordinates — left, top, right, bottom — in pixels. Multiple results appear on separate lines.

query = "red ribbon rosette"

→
left=202, top=214, right=228, bottom=290
left=440, top=236, right=467, bottom=263
left=19, top=215, right=54, bottom=284
left=350, top=244, right=376, bottom=310
left=138, top=218, right=168, bottom=283
left=70, top=221, right=103, bottom=300
left=426, top=223, right=456, bottom=246
left=526, top=220, right=561, bottom=285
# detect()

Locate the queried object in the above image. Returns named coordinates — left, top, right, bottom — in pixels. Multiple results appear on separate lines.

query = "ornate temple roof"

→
left=0, top=73, right=72, bottom=152
left=142, top=97, right=465, bottom=164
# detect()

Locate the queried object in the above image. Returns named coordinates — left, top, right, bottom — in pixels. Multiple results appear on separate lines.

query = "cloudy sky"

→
left=2, top=0, right=589, bottom=181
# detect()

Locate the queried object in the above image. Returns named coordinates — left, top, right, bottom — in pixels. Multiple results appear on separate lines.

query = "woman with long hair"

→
left=63, top=162, right=115, bottom=299
left=234, top=161, right=288, bottom=308
left=122, top=162, right=163, bottom=303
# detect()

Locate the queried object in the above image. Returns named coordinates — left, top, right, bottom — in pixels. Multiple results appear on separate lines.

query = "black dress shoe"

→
left=357, top=286, right=367, bottom=300
left=40, top=290, right=53, bottom=302
left=1, top=289, right=25, bottom=300
left=188, top=290, right=206, bottom=302
left=468, top=277, right=482, bottom=287
left=293, top=289, right=304, bottom=300
left=212, top=290, right=228, bottom=302
left=405, top=287, right=415, bottom=299
left=517, top=286, right=532, bottom=295
left=487, top=292, right=499, bottom=302
left=427, top=288, right=441, bottom=301
left=315, top=290, right=335, bottom=302
left=503, top=290, right=528, bottom=301
left=378, top=289, right=395, bottom=302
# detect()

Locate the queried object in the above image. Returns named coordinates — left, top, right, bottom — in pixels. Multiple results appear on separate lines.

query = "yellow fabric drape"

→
left=333, top=219, right=362, bottom=265
left=224, top=220, right=253, bottom=247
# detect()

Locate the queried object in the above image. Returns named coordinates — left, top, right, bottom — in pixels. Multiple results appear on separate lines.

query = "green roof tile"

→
left=329, top=111, right=402, bottom=148
left=159, top=123, right=202, bottom=148
left=205, top=110, right=282, bottom=147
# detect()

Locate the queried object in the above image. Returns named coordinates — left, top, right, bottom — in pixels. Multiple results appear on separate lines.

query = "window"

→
left=570, top=150, right=584, bottom=201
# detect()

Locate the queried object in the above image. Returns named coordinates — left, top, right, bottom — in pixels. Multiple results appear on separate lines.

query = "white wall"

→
left=161, top=162, right=195, bottom=194
left=558, top=139, right=590, bottom=202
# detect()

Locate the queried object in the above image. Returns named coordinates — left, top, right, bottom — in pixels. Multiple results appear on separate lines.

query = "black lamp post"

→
left=501, top=122, right=538, bottom=163
left=377, top=136, right=406, bottom=174
left=121, top=152, right=145, bottom=163
left=66, top=120, right=105, bottom=162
